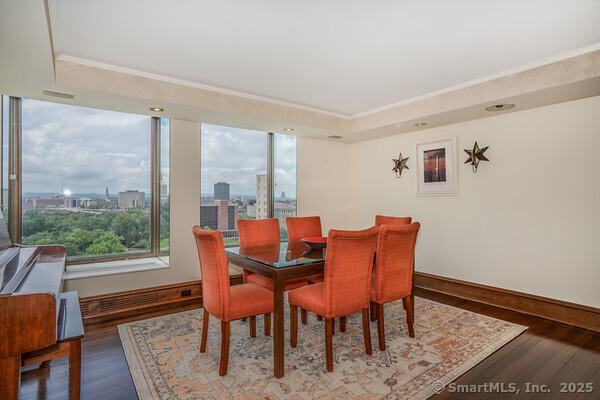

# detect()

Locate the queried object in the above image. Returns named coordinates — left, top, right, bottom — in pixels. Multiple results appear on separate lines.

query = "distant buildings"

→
left=118, top=190, right=145, bottom=209
left=214, top=182, right=230, bottom=201
left=200, top=200, right=238, bottom=231
left=256, top=174, right=268, bottom=220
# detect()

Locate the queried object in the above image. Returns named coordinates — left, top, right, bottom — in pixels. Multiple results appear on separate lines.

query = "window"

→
left=201, top=124, right=267, bottom=245
left=5, top=97, right=169, bottom=263
left=274, top=133, right=297, bottom=240
left=1, top=96, right=8, bottom=214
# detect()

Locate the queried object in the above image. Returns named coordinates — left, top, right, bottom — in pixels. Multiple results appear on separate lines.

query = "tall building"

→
left=256, top=174, right=268, bottom=219
left=118, top=190, right=145, bottom=209
left=214, top=182, right=230, bottom=201
left=200, top=201, right=238, bottom=231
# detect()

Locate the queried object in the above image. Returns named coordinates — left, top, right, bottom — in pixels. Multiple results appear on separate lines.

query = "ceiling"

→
left=49, top=0, right=600, bottom=117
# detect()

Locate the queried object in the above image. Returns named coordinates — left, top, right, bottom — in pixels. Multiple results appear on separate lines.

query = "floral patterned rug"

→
left=118, top=297, right=526, bottom=399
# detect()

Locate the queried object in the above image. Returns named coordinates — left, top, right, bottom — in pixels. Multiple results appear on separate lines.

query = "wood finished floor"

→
left=20, top=288, right=600, bottom=400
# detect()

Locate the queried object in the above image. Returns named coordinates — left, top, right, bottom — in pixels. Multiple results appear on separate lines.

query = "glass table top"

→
left=225, top=241, right=325, bottom=268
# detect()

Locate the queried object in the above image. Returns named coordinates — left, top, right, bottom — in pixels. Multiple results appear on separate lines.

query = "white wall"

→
left=65, top=119, right=201, bottom=297
left=300, top=96, right=600, bottom=308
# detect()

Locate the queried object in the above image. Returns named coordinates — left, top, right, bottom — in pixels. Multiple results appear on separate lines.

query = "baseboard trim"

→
left=414, top=272, right=600, bottom=332
left=80, top=274, right=244, bottom=325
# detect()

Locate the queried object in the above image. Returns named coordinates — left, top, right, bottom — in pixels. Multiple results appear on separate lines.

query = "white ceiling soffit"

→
left=49, top=0, right=600, bottom=117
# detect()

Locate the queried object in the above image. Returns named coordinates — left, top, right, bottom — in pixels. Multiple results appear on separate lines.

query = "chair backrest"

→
left=237, top=218, right=280, bottom=247
left=375, top=214, right=412, bottom=227
left=372, top=223, right=420, bottom=303
left=323, top=227, right=379, bottom=317
left=286, top=216, right=322, bottom=242
left=192, top=227, right=230, bottom=319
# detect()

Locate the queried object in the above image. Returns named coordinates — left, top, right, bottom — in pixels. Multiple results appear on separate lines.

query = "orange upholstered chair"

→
left=288, top=227, right=379, bottom=372
left=370, top=223, right=420, bottom=350
left=286, top=216, right=322, bottom=242
left=237, top=218, right=308, bottom=291
left=192, top=227, right=273, bottom=376
left=375, top=214, right=412, bottom=227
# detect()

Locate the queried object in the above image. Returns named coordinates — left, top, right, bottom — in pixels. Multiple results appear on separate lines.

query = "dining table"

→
left=225, top=240, right=326, bottom=378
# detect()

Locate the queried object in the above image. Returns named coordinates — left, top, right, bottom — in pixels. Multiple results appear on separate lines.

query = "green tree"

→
left=110, top=210, right=150, bottom=249
left=85, top=232, right=126, bottom=255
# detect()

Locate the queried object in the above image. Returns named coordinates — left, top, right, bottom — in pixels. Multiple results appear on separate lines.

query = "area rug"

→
left=118, top=297, right=526, bottom=399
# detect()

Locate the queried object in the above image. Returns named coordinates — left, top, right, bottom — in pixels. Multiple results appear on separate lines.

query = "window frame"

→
left=3, top=96, right=169, bottom=265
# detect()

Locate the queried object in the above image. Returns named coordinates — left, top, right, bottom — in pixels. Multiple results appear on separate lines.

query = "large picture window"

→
left=2, top=97, right=169, bottom=263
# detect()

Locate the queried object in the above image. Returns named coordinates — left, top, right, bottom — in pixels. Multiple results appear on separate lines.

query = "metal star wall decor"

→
left=392, top=153, right=409, bottom=178
left=464, top=141, right=489, bottom=173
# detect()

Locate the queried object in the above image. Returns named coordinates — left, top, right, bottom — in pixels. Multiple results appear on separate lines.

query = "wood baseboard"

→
left=414, top=271, right=600, bottom=332
left=79, top=274, right=244, bottom=326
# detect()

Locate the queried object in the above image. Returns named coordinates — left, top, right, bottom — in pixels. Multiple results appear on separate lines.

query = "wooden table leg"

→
left=0, top=355, right=21, bottom=400
left=69, top=339, right=81, bottom=400
left=272, top=274, right=285, bottom=378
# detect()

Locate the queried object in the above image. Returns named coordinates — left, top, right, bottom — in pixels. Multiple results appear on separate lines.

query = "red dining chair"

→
left=286, top=216, right=322, bottom=242
left=375, top=214, right=412, bottom=227
left=288, top=226, right=379, bottom=372
left=192, top=227, right=274, bottom=376
left=237, top=218, right=309, bottom=292
left=370, top=223, right=420, bottom=350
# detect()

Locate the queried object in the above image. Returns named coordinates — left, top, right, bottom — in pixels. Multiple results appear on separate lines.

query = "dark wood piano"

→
left=0, top=214, right=83, bottom=400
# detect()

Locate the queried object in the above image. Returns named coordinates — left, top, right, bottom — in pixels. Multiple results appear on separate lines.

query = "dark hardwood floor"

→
left=19, top=289, right=600, bottom=399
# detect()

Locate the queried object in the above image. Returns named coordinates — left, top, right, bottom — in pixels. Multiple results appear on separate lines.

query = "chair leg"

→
left=362, top=308, right=373, bottom=355
left=219, top=321, right=230, bottom=376
left=376, top=303, right=385, bottom=351
left=370, top=301, right=377, bottom=321
left=264, top=313, right=271, bottom=336
left=290, top=305, right=298, bottom=348
left=249, top=316, right=256, bottom=337
left=403, top=296, right=415, bottom=338
left=411, top=293, right=415, bottom=323
left=316, top=314, right=323, bottom=321
left=200, top=308, right=209, bottom=352
left=325, top=318, right=334, bottom=372
left=339, top=316, right=346, bottom=332
left=301, top=308, right=308, bottom=325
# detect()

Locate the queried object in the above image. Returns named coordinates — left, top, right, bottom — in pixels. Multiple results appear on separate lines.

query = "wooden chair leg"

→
left=301, top=308, right=308, bottom=325
left=362, top=308, right=373, bottom=355
left=290, top=305, right=298, bottom=348
left=0, top=355, right=21, bottom=400
left=325, top=318, right=334, bottom=372
left=370, top=301, right=377, bottom=321
left=316, top=314, right=323, bottom=321
left=69, top=339, right=81, bottom=400
left=411, top=293, right=415, bottom=323
left=219, top=321, right=230, bottom=376
left=339, top=316, right=347, bottom=332
left=377, top=303, right=386, bottom=351
left=403, top=296, right=415, bottom=338
left=249, top=316, right=256, bottom=337
left=264, top=313, right=271, bottom=336
left=200, top=308, right=209, bottom=352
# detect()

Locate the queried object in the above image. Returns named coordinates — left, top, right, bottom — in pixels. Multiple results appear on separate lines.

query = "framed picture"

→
left=416, top=137, right=457, bottom=196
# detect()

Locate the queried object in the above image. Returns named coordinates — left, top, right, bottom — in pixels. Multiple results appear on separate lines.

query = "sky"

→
left=15, top=98, right=295, bottom=198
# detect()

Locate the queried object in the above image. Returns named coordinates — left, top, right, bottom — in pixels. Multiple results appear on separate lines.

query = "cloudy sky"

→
left=18, top=99, right=295, bottom=198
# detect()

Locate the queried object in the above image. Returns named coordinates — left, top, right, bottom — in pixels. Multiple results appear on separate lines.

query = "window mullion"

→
left=150, top=117, right=161, bottom=255
left=267, top=132, right=274, bottom=218
left=8, top=96, right=22, bottom=243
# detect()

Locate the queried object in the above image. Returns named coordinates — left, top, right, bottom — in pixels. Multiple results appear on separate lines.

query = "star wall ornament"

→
left=464, top=141, right=489, bottom=173
left=392, top=153, right=409, bottom=178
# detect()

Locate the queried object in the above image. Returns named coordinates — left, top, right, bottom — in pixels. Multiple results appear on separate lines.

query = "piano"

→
left=0, top=212, right=83, bottom=400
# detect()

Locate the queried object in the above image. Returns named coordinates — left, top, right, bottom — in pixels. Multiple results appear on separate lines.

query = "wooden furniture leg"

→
left=69, top=339, right=81, bottom=400
left=316, top=314, right=323, bottom=321
left=325, top=318, right=334, bottom=372
left=249, top=316, right=256, bottom=337
left=264, top=313, right=271, bottom=336
left=370, top=301, right=377, bottom=321
left=273, top=275, right=285, bottom=378
left=219, top=321, right=230, bottom=376
left=301, top=308, right=308, bottom=325
left=290, top=305, right=298, bottom=347
left=377, top=303, right=386, bottom=351
left=362, top=308, right=373, bottom=355
left=339, top=316, right=347, bottom=332
left=403, top=296, right=415, bottom=338
left=200, top=309, right=209, bottom=352
left=0, top=355, right=21, bottom=400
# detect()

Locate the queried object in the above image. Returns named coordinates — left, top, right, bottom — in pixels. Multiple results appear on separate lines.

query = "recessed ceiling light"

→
left=327, top=135, right=344, bottom=139
left=485, top=104, right=515, bottom=112
left=414, top=122, right=427, bottom=127
left=283, top=128, right=295, bottom=132
left=150, top=107, right=164, bottom=112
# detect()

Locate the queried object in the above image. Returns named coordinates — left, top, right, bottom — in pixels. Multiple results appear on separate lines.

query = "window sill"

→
left=64, top=256, right=170, bottom=280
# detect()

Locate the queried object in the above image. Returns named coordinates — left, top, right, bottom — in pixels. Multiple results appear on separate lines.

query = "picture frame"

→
left=416, top=137, right=458, bottom=196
